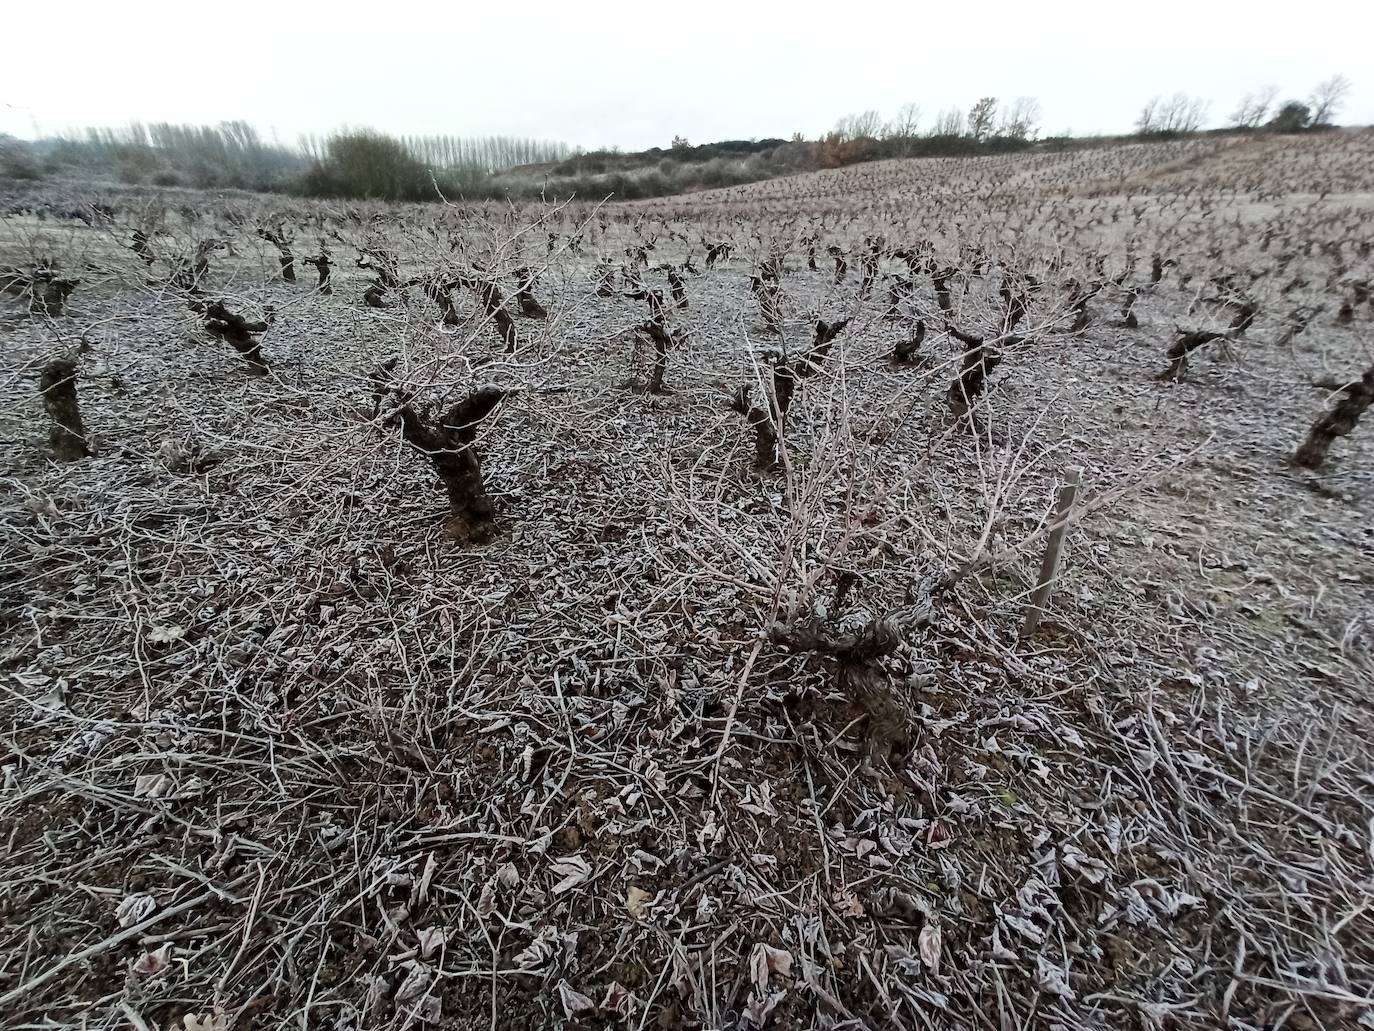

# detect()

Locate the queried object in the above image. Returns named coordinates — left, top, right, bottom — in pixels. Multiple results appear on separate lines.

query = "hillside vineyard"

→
left=2, top=131, right=1373, bottom=1029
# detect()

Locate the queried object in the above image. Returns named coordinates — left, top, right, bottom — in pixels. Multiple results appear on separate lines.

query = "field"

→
left=1, top=131, right=1372, bottom=1030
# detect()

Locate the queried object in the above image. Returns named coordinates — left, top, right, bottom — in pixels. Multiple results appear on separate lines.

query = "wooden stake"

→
left=1021, top=467, right=1081, bottom=639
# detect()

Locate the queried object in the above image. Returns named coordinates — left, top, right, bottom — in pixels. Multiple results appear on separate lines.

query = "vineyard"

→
left=1, top=130, right=1372, bottom=1030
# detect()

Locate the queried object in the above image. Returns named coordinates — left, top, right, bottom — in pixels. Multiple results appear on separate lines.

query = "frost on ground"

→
left=1, top=132, right=1373, bottom=1030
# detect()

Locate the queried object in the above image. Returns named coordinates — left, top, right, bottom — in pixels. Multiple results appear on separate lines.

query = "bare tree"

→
left=850, top=109, right=883, bottom=138
left=931, top=107, right=964, bottom=137
left=1164, top=93, right=1209, bottom=133
left=1000, top=97, right=1042, bottom=140
left=415, top=275, right=462, bottom=326
left=1309, top=74, right=1352, bottom=126
left=1140, top=93, right=1209, bottom=134
left=967, top=97, right=998, bottom=141
left=834, top=110, right=883, bottom=141
left=1136, top=97, right=1161, bottom=134
left=884, top=102, right=923, bottom=141
left=636, top=311, right=677, bottom=395
left=1229, top=85, right=1279, bottom=129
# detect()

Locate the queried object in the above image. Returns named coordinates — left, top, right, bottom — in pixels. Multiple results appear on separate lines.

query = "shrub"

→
left=115, top=152, right=160, bottom=184
left=0, top=135, right=42, bottom=180
left=1268, top=102, right=1313, bottom=134
left=696, top=158, right=733, bottom=189
left=602, top=172, right=634, bottom=199
left=635, top=169, right=671, bottom=196
left=304, top=130, right=434, bottom=201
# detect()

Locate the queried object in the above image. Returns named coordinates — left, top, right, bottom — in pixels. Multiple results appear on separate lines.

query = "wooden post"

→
left=1021, top=467, right=1081, bottom=639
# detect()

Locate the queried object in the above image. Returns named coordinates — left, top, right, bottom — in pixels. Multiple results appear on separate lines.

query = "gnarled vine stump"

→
left=39, top=358, right=91, bottom=461
left=379, top=377, right=508, bottom=542
left=198, top=300, right=269, bottom=374
left=1293, top=365, right=1374, bottom=468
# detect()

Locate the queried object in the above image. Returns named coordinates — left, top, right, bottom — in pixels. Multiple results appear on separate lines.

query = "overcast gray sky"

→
left=3, top=0, right=1369, bottom=150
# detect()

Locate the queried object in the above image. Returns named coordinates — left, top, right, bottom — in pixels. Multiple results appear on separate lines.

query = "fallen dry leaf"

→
left=739, top=782, right=778, bottom=818
left=496, top=861, right=521, bottom=889
left=513, top=927, right=560, bottom=971
left=132, top=943, right=171, bottom=976
left=393, top=961, right=432, bottom=1007
left=1060, top=843, right=1109, bottom=884
left=600, top=981, right=637, bottom=1019
left=414, top=995, right=441, bottom=1023
left=748, top=941, right=793, bottom=997
left=832, top=887, right=865, bottom=917
left=743, top=988, right=786, bottom=1028
left=925, top=820, right=953, bottom=850
left=133, top=773, right=171, bottom=799
left=918, top=919, right=943, bottom=974
left=1002, top=910, right=1047, bottom=945
left=182, top=1011, right=228, bottom=1031
left=115, top=893, right=156, bottom=928
left=416, top=925, right=448, bottom=959
left=557, top=979, right=596, bottom=1019
left=1037, top=955, right=1075, bottom=999
left=476, top=878, right=497, bottom=917
left=148, top=624, right=186, bottom=644
left=625, top=885, right=652, bottom=920
left=550, top=854, right=592, bottom=895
